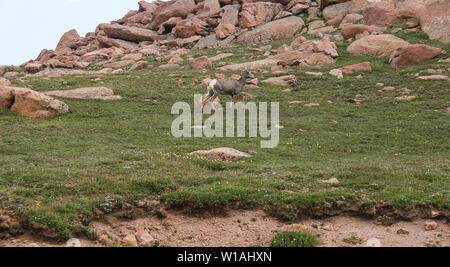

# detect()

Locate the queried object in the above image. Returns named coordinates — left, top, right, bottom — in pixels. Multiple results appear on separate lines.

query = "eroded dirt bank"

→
left=1, top=210, right=448, bottom=247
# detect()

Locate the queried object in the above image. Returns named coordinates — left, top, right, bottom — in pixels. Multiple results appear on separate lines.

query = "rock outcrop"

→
left=8, top=0, right=447, bottom=75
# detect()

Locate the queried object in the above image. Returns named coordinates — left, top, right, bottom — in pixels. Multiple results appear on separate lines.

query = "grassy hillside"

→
left=1, top=30, right=449, bottom=239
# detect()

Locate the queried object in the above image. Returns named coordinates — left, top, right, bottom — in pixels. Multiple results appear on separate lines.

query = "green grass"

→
left=271, top=231, right=318, bottom=247
left=1, top=31, right=449, bottom=239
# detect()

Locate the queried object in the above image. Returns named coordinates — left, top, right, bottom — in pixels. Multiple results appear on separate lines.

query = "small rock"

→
left=305, top=71, right=323, bottom=76
left=380, top=86, right=396, bottom=92
left=135, top=228, right=156, bottom=247
left=424, top=221, right=438, bottom=231
left=395, top=95, right=417, bottom=101
left=122, top=234, right=138, bottom=247
left=396, top=229, right=409, bottom=235
left=417, top=75, right=448, bottom=80
left=376, top=83, right=384, bottom=87
left=431, top=211, right=440, bottom=218
left=66, top=238, right=81, bottom=247
left=366, top=238, right=381, bottom=247
left=305, top=103, right=320, bottom=107
left=326, top=178, right=340, bottom=184
left=329, top=69, right=343, bottom=79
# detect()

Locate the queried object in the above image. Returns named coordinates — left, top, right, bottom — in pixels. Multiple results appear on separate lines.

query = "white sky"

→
left=0, top=0, right=141, bottom=65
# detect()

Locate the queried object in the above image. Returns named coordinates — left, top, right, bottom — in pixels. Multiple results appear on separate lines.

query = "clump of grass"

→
left=155, top=210, right=166, bottom=219
left=343, top=236, right=362, bottom=245
left=271, top=232, right=319, bottom=247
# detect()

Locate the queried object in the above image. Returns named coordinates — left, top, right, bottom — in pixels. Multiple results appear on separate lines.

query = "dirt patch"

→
left=1, top=210, right=448, bottom=247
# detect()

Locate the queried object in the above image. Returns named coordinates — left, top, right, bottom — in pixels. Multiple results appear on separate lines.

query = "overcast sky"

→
left=0, top=0, right=141, bottom=65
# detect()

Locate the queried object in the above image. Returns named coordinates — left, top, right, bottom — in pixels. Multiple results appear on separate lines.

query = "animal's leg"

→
left=229, top=96, right=234, bottom=109
left=203, top=92, right=219, bottom=109
left=201, top=90, right=214, bottom=108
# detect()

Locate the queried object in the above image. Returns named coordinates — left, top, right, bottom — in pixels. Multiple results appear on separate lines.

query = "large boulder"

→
left=56, top=29, right=88, bottom=51
left=239, top=2, right=283, bottom=28
left=323, top=1, right=351, bottom=21
left=81, top=47, right=125, bottom=62
left=262, top=75, right=297, bottom=86
left=150, top=0, right=197, bottom=30
left=24, top=62, right=44, bottom=73
left=138, top=1, right=158, bottom=12
left=189, top=148, right=252, bottom=161
left=418, top=0, right=450, bottom=43
left=220, top=4, right=240, bottom=26
left=215, top=23, right=236, bottom=39
left=0, top=86, right=14, bottom=109
left=340, top=62, right=372, bottom=74
left=389, top=44, right=445, bottom=67
left=0, top=86, right=69, bottom=118
left=363, top=5, right=417, bottom=27
left=0, top=65, right=6, bottom=76
left=172, top=18, right=208, bottom=38
left=350, top=0, right=395, bottom=13
left=44, top=87, right=122, bottom=100
left=347, top=34, right=410, bottom=57
left=236, top=16, right=304, bottom=45
left=0, top=78, right=10, bottom=86
left=189, top=56, right=212, bottom=69
left=103, top=24, right=159, bottom=43
left=341, top=24, right=385, bottom=40
left=200, top=0, right=221, bottom=13
left=97, top=35, right=139, bottom=51
left=320, top=0, right=351, bottom=9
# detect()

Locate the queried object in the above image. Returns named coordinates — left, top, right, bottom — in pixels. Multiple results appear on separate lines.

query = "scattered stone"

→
left=122, top=234, right=138, bottom=247
left=189, top=148, right=252, bottom=162
left=135, top=228, right=156, bottom=247
left=189, top=56, right=212, bottom=69
left=396, top=229, right=409, bottom=235
left=44, top=87, right=121, bottom=100
left=395, top=95, right=417, bottom=101
left=305, top=71, right=323, bottom=76
left=330, top=69, right=343, bottom=79
left=324, top=178, right=340, bottom=184
left=209, top=53, right=234, bottom=62
left=380, top=86, right=395, bottom=92
left=122, top=53, right=143, bottom=61
left=340, top=62, right=372, bottom=74
left=261, top=75, right=297, bottom=86
left=417, top=75, right=448, bottom=80
left=305, top=103, right=320, bottom=107
left=431, top=211, right=440, bottom=218
left=130, top=61, right=148, bottom=70
left=366, top=238, right=381, bottom=247
left=289, top=100, right=305, bottom=104
left=103, top=60, right=134, bottom=69
left=0, top=78, right=11, bottom=86
left=66, top=238, right=81, bottom=247
left=424, top=221, right=438, bottom=231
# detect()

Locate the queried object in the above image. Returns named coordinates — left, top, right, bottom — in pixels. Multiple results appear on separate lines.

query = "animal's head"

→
left=242, top=70, right=255, bottom=80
